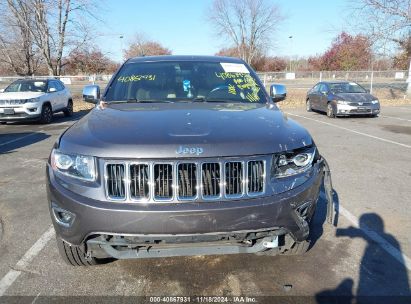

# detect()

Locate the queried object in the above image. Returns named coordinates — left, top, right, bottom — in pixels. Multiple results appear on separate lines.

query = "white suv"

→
left=0, top=78, right=73, bottom=124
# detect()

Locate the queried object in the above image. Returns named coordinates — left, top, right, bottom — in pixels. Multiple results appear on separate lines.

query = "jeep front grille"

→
left=105, top=158, right=266, bottom=202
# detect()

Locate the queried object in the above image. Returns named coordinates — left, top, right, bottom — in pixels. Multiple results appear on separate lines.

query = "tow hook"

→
left=262, top=236, right=278, bottom=248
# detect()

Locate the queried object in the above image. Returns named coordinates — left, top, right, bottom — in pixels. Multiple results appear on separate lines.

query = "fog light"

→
left=52, top=203, right=75, bottom=227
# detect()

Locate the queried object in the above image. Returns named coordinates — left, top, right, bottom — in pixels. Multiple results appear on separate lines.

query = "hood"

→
left=59, top=102, right=313, bottom=158
left=334, top=92, right=376, bottom=103
left=0, top=91, right=44, bottom=100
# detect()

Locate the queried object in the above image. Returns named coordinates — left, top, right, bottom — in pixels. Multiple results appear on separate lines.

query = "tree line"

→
left=0, top=0, right=409, bottom=76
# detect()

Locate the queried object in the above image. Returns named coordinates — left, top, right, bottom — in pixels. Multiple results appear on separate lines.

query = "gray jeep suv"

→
left=46, top=56, right=331, bottom=266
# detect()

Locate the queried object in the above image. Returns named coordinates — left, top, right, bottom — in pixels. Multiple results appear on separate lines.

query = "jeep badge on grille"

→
left=176, top=146, right=204, bottom=156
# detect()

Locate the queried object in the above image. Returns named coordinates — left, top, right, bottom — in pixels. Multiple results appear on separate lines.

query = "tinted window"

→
left=329, top=82, right=367, bottom=93
left=48, top=81, right=58, bottom=92
left=5, top=80, right=47, bottom=93
left=55, top=81, right=65, bottom=91
left=105, top=61, right=266, bottom=103
left=312, top=84, right=320, bottom=93
left=319, top=84, right=329, bottom=93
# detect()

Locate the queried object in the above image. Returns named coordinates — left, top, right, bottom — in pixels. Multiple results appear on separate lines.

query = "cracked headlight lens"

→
left=51, top=149, right=96, bottom=181
left=271, top=147, right=317, bottom=178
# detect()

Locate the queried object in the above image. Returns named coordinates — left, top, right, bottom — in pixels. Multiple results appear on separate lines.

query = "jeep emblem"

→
left=176, top=146, right=204, bottom=156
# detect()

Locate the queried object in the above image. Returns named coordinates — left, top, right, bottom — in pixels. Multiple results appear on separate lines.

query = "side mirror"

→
left=48, top=87, right=57, bottom=93
left=321, top=90, right=328, bottom=95
left=0, top=89, right=4, bottom=93
left=82, top=85, right=100, bottom=104
left=270, top=84, right=287, bottom=103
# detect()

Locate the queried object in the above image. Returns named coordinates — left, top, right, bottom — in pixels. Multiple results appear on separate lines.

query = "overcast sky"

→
left=95, top=0, right=348, bottom=62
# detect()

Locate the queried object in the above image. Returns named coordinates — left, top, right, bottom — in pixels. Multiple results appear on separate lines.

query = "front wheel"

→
left=56, top=238, right=99, bottom=266
left=63, top=99, right=73, bottom=117
left=40, top=104, right=53, bottom=124
left=327, top=103, right=336, bottom=118
left=306, top=99, right=312, bottom=112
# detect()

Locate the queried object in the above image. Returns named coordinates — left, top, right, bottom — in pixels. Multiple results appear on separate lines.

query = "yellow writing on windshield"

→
left=228, top=84, right=237, bottom=95
left=117, top=74, right=156, bottom=83
left=215, top=72, right=261, bottom=102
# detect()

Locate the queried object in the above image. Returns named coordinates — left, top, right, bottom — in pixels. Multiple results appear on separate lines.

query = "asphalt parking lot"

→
left=0, top=105, right=410, bottom=302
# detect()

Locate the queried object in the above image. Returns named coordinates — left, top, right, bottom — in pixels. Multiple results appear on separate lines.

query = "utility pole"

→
left=288, top=36, right=293, bottom=72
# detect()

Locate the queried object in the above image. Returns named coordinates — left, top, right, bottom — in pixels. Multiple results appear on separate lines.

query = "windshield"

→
left=104, top=61, right=266, bottom=103
left=5, top=80, right=47, bottom=93
left=329, top=82, right=367, bottom=94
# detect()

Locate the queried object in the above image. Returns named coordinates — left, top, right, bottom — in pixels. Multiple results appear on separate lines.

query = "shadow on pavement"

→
left=0, top=132, right=50, bottom=154
left=316, top=213, right=411, bottom=303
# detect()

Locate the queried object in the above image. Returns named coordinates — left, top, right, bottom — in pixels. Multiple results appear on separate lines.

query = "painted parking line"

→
left=380, top=115, right=411, bottom=123
left=0, top=226, right=54, bottom=296
left=286, top=112, right=411, bottom=149
left=318, top=193, right=411, bottom=272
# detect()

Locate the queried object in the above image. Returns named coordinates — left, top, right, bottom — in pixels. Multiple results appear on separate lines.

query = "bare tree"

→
left=0, top=0, right=41, bottom=75
left=5, top=0, right=98, bottom=76
left=349, top=0, right=411, bottom=93
left=208, top=0, right=283, bottom=65
left=124, top=33, right=172, bottom=59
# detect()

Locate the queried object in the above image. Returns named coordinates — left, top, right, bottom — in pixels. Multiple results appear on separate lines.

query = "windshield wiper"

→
left=192, top=97, right=239, bottom=103
left=110, top=99, right=171, bottom=104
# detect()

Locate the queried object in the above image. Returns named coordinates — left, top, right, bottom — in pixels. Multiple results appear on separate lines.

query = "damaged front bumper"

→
left=47, top=157, right=334, bottom=259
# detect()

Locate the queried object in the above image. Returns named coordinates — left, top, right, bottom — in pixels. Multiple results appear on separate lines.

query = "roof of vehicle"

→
left=127, top=55, right=244, bottom=64
left=13, top=78, right=58, bottom=83
left=320, top=81, right=359, bottom=84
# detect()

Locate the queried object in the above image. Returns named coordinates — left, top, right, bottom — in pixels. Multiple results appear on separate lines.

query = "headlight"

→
left=26, top=97, right=40, bottom=103
left=371, top=100, right=379, bottom=104
left=336, top=100, right=349, bottom=105
left=271, top=147, right=317, bottom=178
left=51, top=149, right=97, bottom=181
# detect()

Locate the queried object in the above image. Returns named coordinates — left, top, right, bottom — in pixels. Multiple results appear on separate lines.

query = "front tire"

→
left=63, top=99, right=73, bottom=117
left=327, top=103, right=336, bottom=118
left=56, top=238, right=99, bottom=266
left=306, top=99, right=312, bottom=112
left=40, top=103, right=53, bottom=124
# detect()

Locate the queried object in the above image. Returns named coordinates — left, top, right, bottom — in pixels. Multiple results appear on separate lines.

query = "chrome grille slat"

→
left=154, top=164, right=173, bottom=200
left=225, top=161, right=243, bottom=197
left=106, top=164, right=126, bottom=199
left=130, top=164, right=149, bottom=200
left=178, top=163, right=197, bottom=199
left=247, top=161, right=264, bottom=194
left=202, top=163, right=221, bottom=198
left=105, top=158, right=266, bottom=202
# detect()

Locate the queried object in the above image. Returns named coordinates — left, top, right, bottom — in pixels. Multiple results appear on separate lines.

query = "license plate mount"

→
left=3, top=108, right=15, bottom=115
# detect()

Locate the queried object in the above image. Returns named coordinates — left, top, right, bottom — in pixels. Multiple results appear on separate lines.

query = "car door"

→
left=56, top=80, right=68, bottom=108
left=318, top=83, right=330, bottom=112
left=309, top=84, right=321, bottom=110
left=48, top=80, right=64, bottom=110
